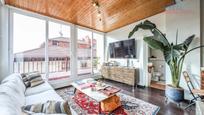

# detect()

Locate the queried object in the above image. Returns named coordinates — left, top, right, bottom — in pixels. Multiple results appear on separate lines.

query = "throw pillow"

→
left=22, top=100, right=71, bottom=114
left=24, top=81, right=31, bottom=88
left=21, top=72, right=44, bottom=88
left=21, top=71, right=37, bottom=78
left=26, top=72, right=41, bottom=81
left=30, top=80, right=44, bottom=87
left=21, top=73, right=27, bottom=78
left=21, top=72, right=41, bottom=81
left=31, top=77, right=43, bottom=82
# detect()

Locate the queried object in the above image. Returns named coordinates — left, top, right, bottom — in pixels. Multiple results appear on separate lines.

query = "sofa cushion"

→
left=0, top=78, right=26, bottom=107
left=26, top=90, right=63, bottom=105
left=30, top=80, right=45, bottom=88
left=22, top=100, right=71, bottom=114
left=1, top=73, right=26, bottom=92
left=21, top=72, right=41, bottom=81
left=25, top=81, right=53, bottom=96
left=21, top=72, right=44, bottom=88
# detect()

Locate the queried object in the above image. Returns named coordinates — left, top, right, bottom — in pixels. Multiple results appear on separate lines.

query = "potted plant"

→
left=93, top=57, right=100, bottom=70
left=128, top=20, right=204, bottom=104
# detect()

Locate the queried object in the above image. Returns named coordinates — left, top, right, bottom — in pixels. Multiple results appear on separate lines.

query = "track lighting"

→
left=92, top=0, right=102, bottom=21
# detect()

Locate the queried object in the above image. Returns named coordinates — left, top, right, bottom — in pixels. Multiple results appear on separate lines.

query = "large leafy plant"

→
left=128, top=20, right=203, bottom=88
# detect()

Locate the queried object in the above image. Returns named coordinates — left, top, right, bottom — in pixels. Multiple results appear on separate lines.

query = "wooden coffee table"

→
left=71, top=78, right=121, bottom=114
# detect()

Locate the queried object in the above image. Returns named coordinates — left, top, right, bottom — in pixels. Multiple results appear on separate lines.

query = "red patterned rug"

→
left=73, top=90, right=127, bottom=114
left=56, top=87, right=160, bottom=115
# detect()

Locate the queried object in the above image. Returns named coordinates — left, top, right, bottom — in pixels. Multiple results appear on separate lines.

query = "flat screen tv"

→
left=109, top=39, right=136, bottom=58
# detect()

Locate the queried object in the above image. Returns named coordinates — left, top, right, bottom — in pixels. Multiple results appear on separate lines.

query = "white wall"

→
left=106, top=0, right=201, bottom=91
left=106, top=12, right=166, bottom=86
left=165, top=0, right=200, bottom=99
left=0, top=6, right=10, bottom=81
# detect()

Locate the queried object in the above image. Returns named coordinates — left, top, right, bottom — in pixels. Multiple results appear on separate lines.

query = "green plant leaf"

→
left=163, top=50, right=171, bottom=65
left=128, top=20, right=198, bottom=88
left=143, top=36, right=165, bottom=51
left=183, top=35, right=195, bottom=50
left=173, top=43, right=185, bottom=51
left=128, top=20, right=156, bottom=38
left=163, top=46, right=180, bottom=65
left=173, top=35, right=195, bottom=52
left=151, top=29, right=169, bottom=47
left=128, top=20, right=170, bottom=47
left=142, top=20, right=157, bottom=29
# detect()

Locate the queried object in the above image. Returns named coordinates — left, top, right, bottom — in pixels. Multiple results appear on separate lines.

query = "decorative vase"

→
left=165, top=84, right=184, bottom=106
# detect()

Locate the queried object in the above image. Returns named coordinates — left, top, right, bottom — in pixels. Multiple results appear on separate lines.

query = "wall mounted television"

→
left=109, top=39, right=136, bottom=58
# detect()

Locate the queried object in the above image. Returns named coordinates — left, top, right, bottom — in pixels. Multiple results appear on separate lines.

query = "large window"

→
left=13, top=13, right=46, bottom=77
left=76, top=29, right=104, bottom=76
left=12, top=11, right=104, bottom=86
left=93, top=33, right=104, bottom=74
left=77, top=29, right=92, bottom=77
left=48, top=21, right=71, bottom=81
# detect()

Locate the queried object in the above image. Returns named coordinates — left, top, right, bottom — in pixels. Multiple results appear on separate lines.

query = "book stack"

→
left=74, top=80, right=96, bottom=90
left=98, top=86, right=120, bottom=96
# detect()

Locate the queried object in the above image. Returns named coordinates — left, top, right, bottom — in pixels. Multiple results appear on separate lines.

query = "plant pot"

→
left=165, top=84, right=184, bottom=103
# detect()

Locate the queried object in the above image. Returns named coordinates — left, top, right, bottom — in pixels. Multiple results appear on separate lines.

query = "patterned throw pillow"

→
left=21, top=72, right=40, bottom=80
left=22, top=100, right=71, bottom=114
left=24, top=81, right=31, bottom=88
left=30, top=80, right=44, bottom=87
left=21, top=73, right=28, bottom=78
left=21, top=73, right=29, bottom=83
left=26, top=72, right=41, bottom=81
left=21, top=72, right=44, bottom=88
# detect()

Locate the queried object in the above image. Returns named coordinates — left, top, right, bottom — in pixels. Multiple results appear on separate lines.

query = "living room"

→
left=0, top=0, right=204, bottom=115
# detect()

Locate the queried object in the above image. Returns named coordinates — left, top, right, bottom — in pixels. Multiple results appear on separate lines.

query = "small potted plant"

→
left=128, top=20, right=204, bottom=104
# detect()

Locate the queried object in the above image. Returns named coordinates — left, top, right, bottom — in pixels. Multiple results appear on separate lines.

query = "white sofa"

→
left=0, top=73, right=75, bottom=115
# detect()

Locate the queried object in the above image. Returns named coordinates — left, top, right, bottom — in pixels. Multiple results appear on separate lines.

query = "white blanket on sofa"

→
left=0, top=73, right=76, bottom=115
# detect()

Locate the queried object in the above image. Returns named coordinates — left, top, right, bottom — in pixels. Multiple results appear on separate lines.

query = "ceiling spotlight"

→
left=97, top=13, right=101, bottom=17
left=92, top=0, right=99, bottom=7
left=97, top=10, right=101, bottom=17
left=93, top=2, right=96, bottom=7
left=92, top=0, right=102, bottom=21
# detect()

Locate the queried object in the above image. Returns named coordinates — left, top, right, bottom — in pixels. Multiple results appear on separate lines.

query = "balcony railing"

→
left=13, top=57, right=70, bottom=74
left=13, top=57, right=98, bottom=80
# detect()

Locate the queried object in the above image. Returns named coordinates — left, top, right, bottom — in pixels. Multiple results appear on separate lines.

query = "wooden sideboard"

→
left=101, top=66, right=138, bottom=86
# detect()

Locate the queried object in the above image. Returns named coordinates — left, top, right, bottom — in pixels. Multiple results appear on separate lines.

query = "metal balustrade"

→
left=13, top=57, right=98, bottom=80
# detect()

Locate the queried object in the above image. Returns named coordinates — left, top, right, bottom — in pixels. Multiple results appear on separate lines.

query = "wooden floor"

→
left=102, top=79, right=195, bottom=115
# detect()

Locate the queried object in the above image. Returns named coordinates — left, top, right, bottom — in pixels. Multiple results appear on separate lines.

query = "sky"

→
left=13, top=13, right=94, bottom=53
left=13, top=13, right=46, bottom=53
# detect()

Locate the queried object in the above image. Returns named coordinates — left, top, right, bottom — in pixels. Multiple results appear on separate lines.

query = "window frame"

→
left=9, top=6, right=105, bottom=86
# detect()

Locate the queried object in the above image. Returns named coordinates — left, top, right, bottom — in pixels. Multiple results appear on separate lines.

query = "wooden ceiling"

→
left=5, top=0, right=175, bottom=32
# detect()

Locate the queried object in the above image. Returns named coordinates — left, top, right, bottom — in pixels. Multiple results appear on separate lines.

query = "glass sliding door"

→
left=13, top=13, right=46, bottom=77
left=77, top=28, right=92, bottom=77
left=12, top=11, right=105, bottom=85
left=92, top=33, right=104, bottom=74
left=48, top=21, right=71, bottom=81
